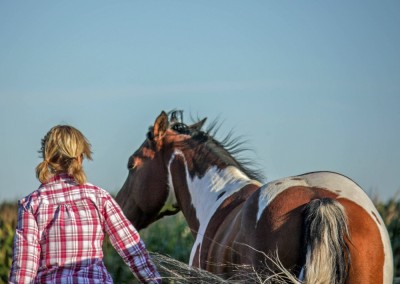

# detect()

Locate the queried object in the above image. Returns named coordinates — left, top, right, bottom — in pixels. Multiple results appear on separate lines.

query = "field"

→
left=1, top=197, right=399, bottom=283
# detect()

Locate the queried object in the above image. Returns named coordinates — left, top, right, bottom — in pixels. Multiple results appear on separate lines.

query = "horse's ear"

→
left=153, top=111, right=169, bottom=139
left=189, top=118, right=207, bottom=131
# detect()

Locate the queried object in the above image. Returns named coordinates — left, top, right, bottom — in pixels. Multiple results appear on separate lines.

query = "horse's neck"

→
left=187, top=166, right=255, bottom=226
left=168, top=149, right=260, bottom=238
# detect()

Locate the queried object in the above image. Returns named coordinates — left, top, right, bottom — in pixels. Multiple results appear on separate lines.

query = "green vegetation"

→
left=0, top=202, right=17, bottom=284
left=1, top=198, right=399, bottom=283
left=375, top=195, right=400, bottom=280
left=103, top=213, right=194, bottom=283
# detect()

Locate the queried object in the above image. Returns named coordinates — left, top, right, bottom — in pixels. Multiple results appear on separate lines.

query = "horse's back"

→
left=238, top=171, right=393, bottom=283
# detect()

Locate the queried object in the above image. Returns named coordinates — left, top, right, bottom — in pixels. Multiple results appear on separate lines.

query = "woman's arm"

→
left=9, top=201, right=41, bottom=283
left=103, top=196, right=161, bottom=284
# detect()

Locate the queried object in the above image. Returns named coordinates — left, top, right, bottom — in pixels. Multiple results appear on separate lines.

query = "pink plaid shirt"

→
left=9, top=173, right=161, bottom=284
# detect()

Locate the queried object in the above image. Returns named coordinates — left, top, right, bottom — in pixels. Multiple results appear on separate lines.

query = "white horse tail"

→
left=302, top=198, right=351, bottom=284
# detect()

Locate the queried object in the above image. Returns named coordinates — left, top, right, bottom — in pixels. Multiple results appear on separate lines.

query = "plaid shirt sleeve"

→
left=103, top=195, right=161, bottom=283
left=9, top=200, right=41, bottom=284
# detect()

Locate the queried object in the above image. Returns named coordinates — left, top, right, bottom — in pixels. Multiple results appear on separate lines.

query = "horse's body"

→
left=116, top=111, right=393, bottom=283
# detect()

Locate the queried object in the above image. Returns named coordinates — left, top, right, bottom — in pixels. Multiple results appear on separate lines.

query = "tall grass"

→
left=0, top=202, right=17, bottom=284
left=375, top=195, right=400, bottom=280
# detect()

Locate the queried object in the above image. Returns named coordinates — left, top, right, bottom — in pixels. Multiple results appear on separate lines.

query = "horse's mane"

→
left=169, top=111, right=265, bottom=182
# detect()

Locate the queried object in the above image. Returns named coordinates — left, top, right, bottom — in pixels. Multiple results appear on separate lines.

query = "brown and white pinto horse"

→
left=116, top=111, right=393, bottom=283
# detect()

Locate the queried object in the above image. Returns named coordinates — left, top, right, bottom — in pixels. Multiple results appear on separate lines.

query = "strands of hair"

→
left=203, top=118, right=264, bottom=182
left=303, top=198, right=351, bottom=284
left=35, top=125, right=92, bottom=185
left=150, top=251, right=300, bottom=284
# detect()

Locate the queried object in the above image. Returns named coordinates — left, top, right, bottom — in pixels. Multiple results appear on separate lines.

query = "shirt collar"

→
left=46, top=173, right=75, bottom=184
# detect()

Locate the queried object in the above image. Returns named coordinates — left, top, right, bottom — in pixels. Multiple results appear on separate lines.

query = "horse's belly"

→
left=205, top=205, right=245, bottom=274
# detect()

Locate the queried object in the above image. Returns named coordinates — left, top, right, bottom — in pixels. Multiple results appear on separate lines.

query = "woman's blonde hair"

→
left=36, top=125, right=92, bottom=185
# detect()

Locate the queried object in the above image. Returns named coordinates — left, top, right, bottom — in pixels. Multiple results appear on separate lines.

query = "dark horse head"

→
left=115, top=110, right=261, bottom=230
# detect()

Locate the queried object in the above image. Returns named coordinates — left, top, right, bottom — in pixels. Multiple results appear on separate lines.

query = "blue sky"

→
left=0, top=1, right=399, bottom=202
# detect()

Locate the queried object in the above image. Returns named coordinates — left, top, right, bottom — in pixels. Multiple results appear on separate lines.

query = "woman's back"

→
left=10, top=125, right=161, bottom=284
left=27, top=174, right=111, bottom=282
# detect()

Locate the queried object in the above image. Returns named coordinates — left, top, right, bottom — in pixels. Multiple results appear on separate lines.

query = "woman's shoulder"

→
left=82, top=182, right=114, bottom=200
left=18, top=188, right=41, bottom=212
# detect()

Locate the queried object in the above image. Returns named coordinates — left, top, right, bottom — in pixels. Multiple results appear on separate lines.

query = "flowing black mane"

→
left=168, top=111, right=264, bottom=182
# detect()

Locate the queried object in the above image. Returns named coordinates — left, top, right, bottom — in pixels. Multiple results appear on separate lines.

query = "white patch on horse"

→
left=158, top=155, right=178, bottom=214
left=256, top=171, right=393, bottom=283
left=189, top=166, right=254, bottom=255
left=168, top=150, right=259, bottom=266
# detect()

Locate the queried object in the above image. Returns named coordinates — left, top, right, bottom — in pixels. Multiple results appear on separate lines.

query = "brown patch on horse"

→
left=169, top=153, right=200, bottom=235
left=129, top=157, right=142, bottom=169
left=340, top=198, right=385, bottom=283
left=238, top=186, right=339, bottom=276
left=128, top=147, right=155, bottom=169
left=200, top=184, right=261, bottom=271
left=141, top=147, right=155, bottom=159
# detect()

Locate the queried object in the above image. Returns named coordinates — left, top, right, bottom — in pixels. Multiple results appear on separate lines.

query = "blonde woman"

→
left=9, top=125, right=161, bottom=283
